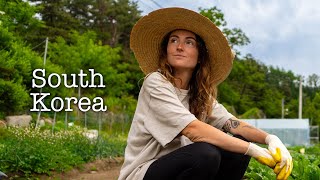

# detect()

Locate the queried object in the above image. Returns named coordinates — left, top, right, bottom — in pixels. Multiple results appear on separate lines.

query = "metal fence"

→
left=310, top=125, right=319, bottom=144
left=36, top=110, right=132, bottom=135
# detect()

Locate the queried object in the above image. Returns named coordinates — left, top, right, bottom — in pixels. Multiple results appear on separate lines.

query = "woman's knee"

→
left=190, top=142, right=221, bottom=168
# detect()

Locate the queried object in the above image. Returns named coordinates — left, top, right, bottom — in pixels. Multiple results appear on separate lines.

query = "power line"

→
left=137, top=0, right=156, bottom=12
left=149, top=0, right=163, bottom=8
left=31, top=39, right=46, bottom=50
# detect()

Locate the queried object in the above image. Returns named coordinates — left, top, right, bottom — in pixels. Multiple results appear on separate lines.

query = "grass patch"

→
left=0, top=126, right=126, bottom=177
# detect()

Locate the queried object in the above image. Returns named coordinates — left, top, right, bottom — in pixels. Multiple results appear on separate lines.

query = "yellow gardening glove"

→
left=245, top=142, right=276, bottom=168
left=274, top=160, right=293, bottom=180
left=265, top=134, right=293, bottom=180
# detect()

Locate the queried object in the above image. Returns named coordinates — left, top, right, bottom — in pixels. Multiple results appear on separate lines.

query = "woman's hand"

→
left=273, top=160, right=293, bottom=180
left=265, top=134, right=293, bottom=180
left=245, top=142, right=276, bottom=168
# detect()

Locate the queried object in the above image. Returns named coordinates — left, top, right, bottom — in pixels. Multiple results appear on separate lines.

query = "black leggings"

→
left=144, top=136, right=251, bottom=180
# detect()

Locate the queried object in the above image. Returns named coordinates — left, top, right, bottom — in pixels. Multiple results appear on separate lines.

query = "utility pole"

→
left=281, top=98, right=284, bottom=119
left=43, top=37, right=48, bottom=66
left=78, top=77, right=81, bottom=120
left=36, top=37, right=49, bottom=128
left=299, top=76, right=303, bottom=119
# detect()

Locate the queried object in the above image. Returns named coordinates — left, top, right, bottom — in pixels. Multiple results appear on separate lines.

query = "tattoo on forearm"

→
left=223, top=123, right=231, bottom=132
left=230, top=118, right=240, bottom=128
left=223, top=118, right=240, bottom=132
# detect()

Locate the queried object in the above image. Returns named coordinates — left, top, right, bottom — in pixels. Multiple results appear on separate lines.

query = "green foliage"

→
left=245, top=159, right=275, bottom=180
left=245, top=145, right=320, bottom=180
left=291, top=152, right=320, bottom=180
left=199, top=7, right=227, bottom=27
left=0, top=0, right=43, bottom=41
left=217, top=82, right=240, bottom=106
left=0, top=0, right=320, bottom=137
left=199, top=7, right=250, bottom=53
left=47, top=31, right=135, bottom=111
left=0, top=26, right=42, bottom=116
left=0, top=128, right=83, bottom=175
left=220, top=55, right=279, bottom=117
left=0, top=29, right=31, bottom=83
left=0, top=127, right=126, bottom=176
left=93, top=0, right=141, bottom=47
left=0, top=79, right=30, bottom=115
left=27, top=0, right=83, bottom=45
left=240, top=108, right=265, bottom=119
left=27, top=0, right=141, bottom=48
left=200, top=6, right=320, bottom=122
left=223, top=28, right=250, bottom=49
left=304, top=92, right=320, bottom=126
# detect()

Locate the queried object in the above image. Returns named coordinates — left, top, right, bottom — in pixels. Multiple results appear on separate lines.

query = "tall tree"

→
left=28, top=0, right=141, bottom=47
left=307, top=74, right=319, bottom=88
left=0, top=0, right=46, bottom=117
left=0, top=25, right=40, bottom=116
left=27, top=0, right=144, bottom=98
left=0, top=0, right=43, bottom=41
left=90, top=0, right=141, bottom=47
left=199, top=7, right=250, bottom=55
left=305, top=73, right=320, bottom=100
left=27, top=0, right=84, bottom=49
left=47, top=31, right=136, bottom=111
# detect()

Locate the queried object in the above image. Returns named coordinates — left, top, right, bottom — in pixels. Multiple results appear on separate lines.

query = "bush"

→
left=245, top=145, right=320, bottom=180
left=0, top=127, right=126, bottom=177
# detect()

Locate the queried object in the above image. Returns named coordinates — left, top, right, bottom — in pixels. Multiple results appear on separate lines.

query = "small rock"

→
left=5, top=115, right=32, bottom=127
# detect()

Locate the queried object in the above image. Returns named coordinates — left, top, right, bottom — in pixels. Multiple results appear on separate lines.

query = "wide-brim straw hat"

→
left=130, top=7, right=234, bottom=85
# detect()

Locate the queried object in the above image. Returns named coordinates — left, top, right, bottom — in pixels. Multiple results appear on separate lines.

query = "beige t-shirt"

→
left=118, top=72, right=233, bottom=180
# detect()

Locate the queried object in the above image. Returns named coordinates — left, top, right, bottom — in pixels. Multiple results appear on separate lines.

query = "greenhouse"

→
left=244, top=119, right=310, bottom=146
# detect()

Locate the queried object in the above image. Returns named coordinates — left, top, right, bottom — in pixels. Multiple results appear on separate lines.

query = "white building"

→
left=244, top=119, right=311, bottom=146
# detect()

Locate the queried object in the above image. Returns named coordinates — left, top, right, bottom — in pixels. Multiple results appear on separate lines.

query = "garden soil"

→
left=37, top=157, right=123, bottom=180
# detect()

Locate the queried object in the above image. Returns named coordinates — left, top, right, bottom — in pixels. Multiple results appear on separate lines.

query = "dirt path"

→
left=38, top=158, right=123, bottom=180
left=67, top=165, right=121, bottom=180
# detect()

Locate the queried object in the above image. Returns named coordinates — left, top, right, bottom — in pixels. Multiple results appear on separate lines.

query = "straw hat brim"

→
left=130, top=7, right=234, bottom=85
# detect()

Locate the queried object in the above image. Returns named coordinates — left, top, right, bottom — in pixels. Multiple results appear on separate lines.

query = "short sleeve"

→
left=143, top=73, right=196, bottom=147
left=206, top=101, right=233, bottom=130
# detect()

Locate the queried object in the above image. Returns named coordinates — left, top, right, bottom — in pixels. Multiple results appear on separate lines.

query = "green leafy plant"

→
left=245, top=145, right=320, bottom=180
left=0, top=126, right=126, bottom=177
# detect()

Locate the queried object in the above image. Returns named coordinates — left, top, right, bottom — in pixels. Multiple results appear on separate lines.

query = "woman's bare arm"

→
left=222, top=117, right=268, bottom=144
left=181, top=119, right=249, bottom=154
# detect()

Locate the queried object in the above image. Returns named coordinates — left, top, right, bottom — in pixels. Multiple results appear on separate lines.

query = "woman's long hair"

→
left=158, top=30, right=217, bottom=120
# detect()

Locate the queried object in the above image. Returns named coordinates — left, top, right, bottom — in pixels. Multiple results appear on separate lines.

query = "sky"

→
left=135, top=0, right=320, bottom=78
